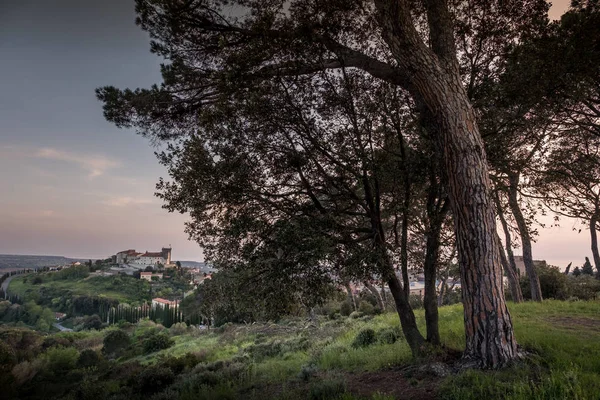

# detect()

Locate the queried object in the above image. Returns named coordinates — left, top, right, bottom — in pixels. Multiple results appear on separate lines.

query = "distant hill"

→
left=178, top=261, right=217, bottom=273
left=0, top=254, right=90, bottom=270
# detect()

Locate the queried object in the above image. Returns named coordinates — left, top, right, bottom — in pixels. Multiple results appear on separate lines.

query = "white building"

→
left=114, top=247, right=173, bottom=267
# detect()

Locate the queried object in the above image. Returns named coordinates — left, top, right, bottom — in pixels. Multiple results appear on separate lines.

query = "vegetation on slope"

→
left=1, top=300, right=599, bottom=399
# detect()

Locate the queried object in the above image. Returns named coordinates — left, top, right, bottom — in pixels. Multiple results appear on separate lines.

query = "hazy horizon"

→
left=1, top=0, right=586, bottom=267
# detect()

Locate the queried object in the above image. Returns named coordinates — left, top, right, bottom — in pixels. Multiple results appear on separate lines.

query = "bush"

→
left=309, top=377, right=346, bottom=400
left=11, top=359, right=43, bottom=385
left=567, top=275, right=600, bottom=300
left=77, top=349, right=100, bottom=368
left=299, top=363, right=319, bottom=381
left=102, top=329, right=131, bottom=358
left=339, top=301, right=353, bottom=317
left=169, top=322, right=188, bottom=336
left=82, top=314, right=104, bottom=331
left=0, top=339, right=17, bottom=369
left=143, top=332, right=174, bottom=354
left=376, top=327, right=400, bottom=344
left=134, top=366, right=175, bottom=395
left=351, top=328, right=376, bottom=348
left=520, top=264, right=569, bottom=300
left=43, top=346, right=79, bottom=372
left=358, top=301, right=375, bottom=315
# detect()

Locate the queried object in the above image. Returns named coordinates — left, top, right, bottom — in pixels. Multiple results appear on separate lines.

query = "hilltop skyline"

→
left=0, top=0, right=584, bottom=266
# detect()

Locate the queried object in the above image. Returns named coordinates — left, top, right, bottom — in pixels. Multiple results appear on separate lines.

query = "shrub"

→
left=134, top=366, right=175, bottom=395
left=170, top=322, right=188, bottom=336
left=143, top=332, right=175, bottom=354
left=298, top=363, right=319, bottom=381
left=102, top=329, right=131, bottom=358
left=0, top=339, right=17, bottom=369
left=520, top=264, right=569, bottom=300
left=376, top=327, right=400, bottom=345
left=160, top=353, right=202, bottom=374
left=77, top=349, right=100, bottom=368
left=358, top=301, right=375, bottom=315
left=11, top=359, right=43, bottom=385
left=408, top=294, right=423, bottom=309
left=339, top=301, right=353, bottom=317
left=568, top=275, right=600, bottom=300
left=43, top=346, right=79, bottom=372
left=309, top=377, right=346, bottom=400
left=82, top=314, right=104, bottom=331
left=351, top=328, right=376, bottom=348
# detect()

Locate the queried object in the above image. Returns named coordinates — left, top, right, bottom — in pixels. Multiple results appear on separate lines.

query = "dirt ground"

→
left=346, top=368, right=440, bottom=400
left=549, top=316, right=600, bottom=332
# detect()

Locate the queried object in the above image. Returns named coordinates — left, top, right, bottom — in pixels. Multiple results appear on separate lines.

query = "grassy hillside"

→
left=2, top=300, right=599, bottom=399
left=8, top=273, right=150, bottom=305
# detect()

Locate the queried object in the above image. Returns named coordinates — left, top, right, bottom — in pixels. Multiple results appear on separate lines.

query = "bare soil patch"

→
left=549, top=316, right=600, bottom=332
left=346, top=368, right=440, bottom=400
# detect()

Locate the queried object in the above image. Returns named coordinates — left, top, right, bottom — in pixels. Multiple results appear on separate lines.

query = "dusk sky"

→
left=0, top=0, right=587, bottom=268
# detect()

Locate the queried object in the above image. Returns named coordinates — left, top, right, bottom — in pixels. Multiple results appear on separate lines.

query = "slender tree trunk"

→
left=496, top=194, right=524, bottom=302
left=387, top=272, right=426, bottom=355
left=423, top=179, right=447, bottom=345
left=423, top=224, right=442, bottom=345
left=364, top=280, right=385, bottom=312
left=344, top=280, right=357, bottom=311
left=508, top=173, right=542, bottom=301
left=496, top=231, right=522, bottom=302
left=380, top=245, right=425, bottom=357
left=590, top=214, right=600, bottom=277
left=400, top=204, right=411, bottom=299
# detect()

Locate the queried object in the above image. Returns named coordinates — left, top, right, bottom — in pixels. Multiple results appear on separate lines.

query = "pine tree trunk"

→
left=415, top=76, right=518, bottom=367
left=423, top=182, right=447, bottom=345
left=344, top=280, right=357, bottom=311
left=380, top=245, right=425, bottom=357
left=496, top=231, right=522, bottom=302
left=496, top=194, right=524, bottom=302
left=590, top=214, right=600, bottom=277
left=387, top=272, right=426, bottom=356
left=374, top=0, right=518, bottom=367
left=508, top=173, right=542, bottom=301
left=364, top=280, right=385, bottom=312
left=423, top=226, right=441, bottom=345
left=401, top=205, right=411, bottom=299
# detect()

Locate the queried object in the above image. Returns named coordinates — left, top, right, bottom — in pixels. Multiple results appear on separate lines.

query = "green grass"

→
left=440, top=300, right=600, bottom=400
left=8, top=274, right=150, bottom=304
left=6, top=296, right=599, bottom=399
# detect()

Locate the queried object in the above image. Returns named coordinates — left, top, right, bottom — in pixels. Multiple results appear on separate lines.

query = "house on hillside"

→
left=140, top=272, right=163, bottom=281
left=152, top=298, right=178, bottom=308
left=55, top=312, right=67, bottom=321
left=513, top=256, right=547, bottom=276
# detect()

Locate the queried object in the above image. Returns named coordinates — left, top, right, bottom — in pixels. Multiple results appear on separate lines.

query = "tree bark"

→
left=590, top=214, right=600, bottom=277
left=385, top=265, right=426, bottom=356
left=422, top=172, right=448, bottom=345
left=372, top=0, right=518, bottom=368
left=496, top=231, right=522, bottom=303
left=344, top=280, right=357, bottom=311
left=494, top=193, right=524, bottom=303
left=508, top=173, right=542, bottom=301
left=400, top=201, right=411, bottom=299
left=364, top=280, right=385, bottom=312
left=423, top=222, right=442, bottom=345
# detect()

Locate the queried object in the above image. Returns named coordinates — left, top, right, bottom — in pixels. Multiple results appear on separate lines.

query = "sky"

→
left=0, top=0, right=589, bottom=268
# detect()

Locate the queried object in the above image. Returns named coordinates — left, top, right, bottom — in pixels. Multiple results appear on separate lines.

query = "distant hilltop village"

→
left=112, top=246, right=175, bottom=269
